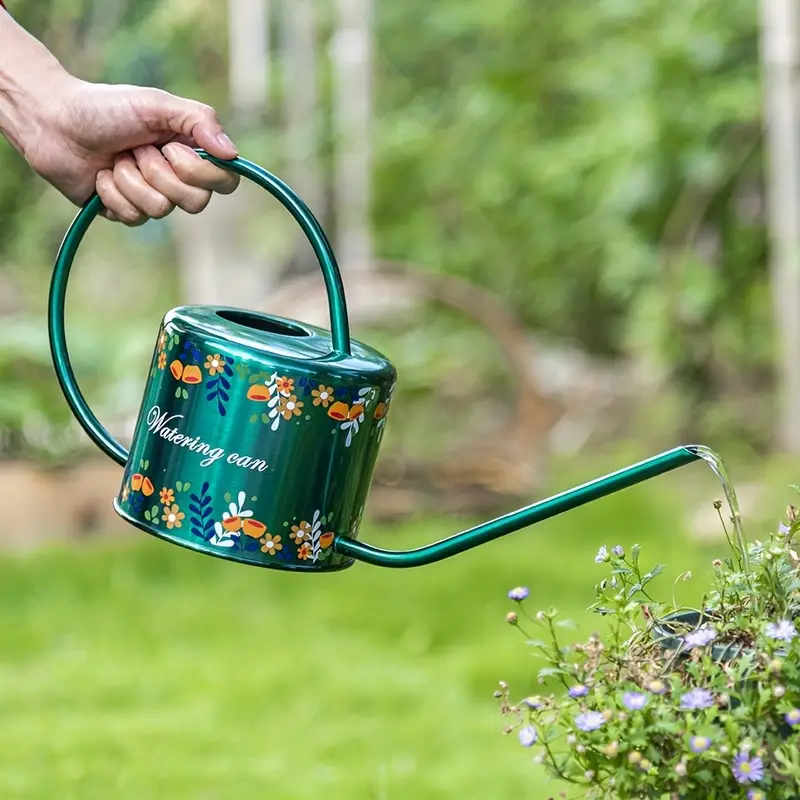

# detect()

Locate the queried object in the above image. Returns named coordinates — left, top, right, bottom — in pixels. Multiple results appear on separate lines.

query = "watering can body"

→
left=48, top=152, right=704, bottom=573
left=116, top=306, right=394, bottom=571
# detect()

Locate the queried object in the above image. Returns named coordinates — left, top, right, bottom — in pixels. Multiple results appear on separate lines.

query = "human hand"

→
left=23, top=76, right=240, bottom=226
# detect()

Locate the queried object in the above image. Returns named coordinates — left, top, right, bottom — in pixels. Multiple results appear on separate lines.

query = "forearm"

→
left=0, top=8, right=71, bottom=157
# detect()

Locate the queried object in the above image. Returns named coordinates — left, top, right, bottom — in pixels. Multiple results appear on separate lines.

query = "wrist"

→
left=0, top=12, right=74, bottom=158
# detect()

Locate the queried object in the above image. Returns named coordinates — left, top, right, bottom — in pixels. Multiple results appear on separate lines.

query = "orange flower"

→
left=162, top=504, right=185, bottom=529
left=158, top=331, right=166, bottom=350
left=312, top=385, right=335, bottom=408
left=157, top=352, right=167, bottom=370
left=260, top=534, right=283, bottom=555
left=204, top=354, right=226, bottom=376
left=290, top=522, right=312, bottom=543
left=275, top=376, right=294, bottom=395
left=279, top=395, right=304, bottom=420
left=319, top=532, right=335, bottom=550
left=159, top=487, right=175, bottom=505
left=297, top=542, right=312, bottom=560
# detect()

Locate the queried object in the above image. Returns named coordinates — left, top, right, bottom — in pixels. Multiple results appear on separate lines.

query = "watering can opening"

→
left=48, top=151, right=707, bottom=574
left=215, top=309, right=313, bottom=339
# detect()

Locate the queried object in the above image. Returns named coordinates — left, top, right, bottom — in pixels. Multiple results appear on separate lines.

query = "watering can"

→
left=48, top=152, right=703, bottom=572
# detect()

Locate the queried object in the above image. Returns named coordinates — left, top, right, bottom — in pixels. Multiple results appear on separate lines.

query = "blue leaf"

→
left=201, top=481, right=210, bottom=495
left=202, top=507, right=212, bottom=519
left=189, top=493, right=201, bottom=505
left=189, top=504, right=201, bottom=516
left=206, top=378, right=219, bottom=390
left=220, top=377, right=230, bottom=391
left=201, top=496, right=211, bottom=507
left=218, top=389, right=229, bottom=402
left=183, top=340, right=191, bottom=350
left=223, top=363, right=233, bottom=376
left=218, top=402, right=227, bottom=417
left=334, top=386, right=349, bottom=400
left=244, top=538, right=262, bottom=552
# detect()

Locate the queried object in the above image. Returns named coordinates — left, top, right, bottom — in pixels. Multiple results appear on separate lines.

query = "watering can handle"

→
left=48, top=150, right=352, bottom=468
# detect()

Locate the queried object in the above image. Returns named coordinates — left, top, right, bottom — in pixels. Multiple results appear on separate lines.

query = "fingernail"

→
left=216, top=133, right=238, bottom=155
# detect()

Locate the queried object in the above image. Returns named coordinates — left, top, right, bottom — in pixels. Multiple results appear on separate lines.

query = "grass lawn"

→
left=0, top=456, right=775, bottom=799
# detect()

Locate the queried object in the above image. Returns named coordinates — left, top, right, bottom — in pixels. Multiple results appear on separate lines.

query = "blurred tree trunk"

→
left=330, top=0, right=374, bottom=275
left=760, top=0, right=800, bottom=452
left=171, top=0, right=274, bottom=306
left=281, top=0, right=324, bottom=275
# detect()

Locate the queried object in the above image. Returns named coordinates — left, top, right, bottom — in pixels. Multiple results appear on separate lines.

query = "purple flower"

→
left=569, top=684, right=589, bottom=698
left=683, top=626, right=717, bottom=650
left=779, top=521, right=790, bottom=535
left=764, top=619, right=798, bottom=642
left=785, top=708, right=800, bottom=726
left=595, top=546, right=609, bottom=563
left=524, top=696, right=544, bottom=710
left=622, top=692, right=648, bottom=711
left=732, top=754, right=764, bottom=784
left=680, top=688, right=714, bottom=710
left=508, top=586, right=530, bottom=602
left=611, top=545, right=625, bottom=557
left=518, top=725, right=537, bottom=747
left=575, top=711, right=605, bottom=732
left=689, top=735, right=711, bottom=753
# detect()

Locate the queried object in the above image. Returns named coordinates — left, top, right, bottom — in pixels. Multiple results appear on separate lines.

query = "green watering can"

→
left=48, top=153, right=703, bottom=573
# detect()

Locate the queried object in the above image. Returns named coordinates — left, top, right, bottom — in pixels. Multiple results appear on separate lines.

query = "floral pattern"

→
left=121, top=474, right=340, bottom=565
left=150, top=325, right=394, bottom=444
left=245, top=370, right=391, bottom=447
left=152, top=325, right=237, bottom=416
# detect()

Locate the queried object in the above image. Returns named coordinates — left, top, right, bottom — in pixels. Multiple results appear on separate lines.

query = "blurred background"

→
left=1, top=0, right=799, bottom=796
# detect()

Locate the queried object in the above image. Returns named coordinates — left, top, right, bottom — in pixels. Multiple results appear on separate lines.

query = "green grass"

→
left=0, top=462, right=772, bottom=799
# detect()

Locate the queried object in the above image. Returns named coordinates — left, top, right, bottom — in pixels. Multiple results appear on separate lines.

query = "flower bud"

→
left=499, top=681, right=508, bottom=689
left=566, top=734, right=577, bottom=746
left=774, top=685, right=786, bottom=698
left=532, top=754, right=544, bottom=764
left=604, top=741, right=619, bottom=757
left=536, top=611, right=546, bottom=621
left=639, top=759, right=652, bottom=772
left=576, top=744, right=586, bottom=753
left=628, top=751, right=642, bottom=764
left=770, top=659, right=783, bottom=674
left=506, top=612, right=518, bottom=625
left=602, top=709, right=613, bottom=721
left=712, top=559, right=723, bottom=567
left=584, top=770, right=595, bottom=780
left=675, top=762, right=687, bottom=776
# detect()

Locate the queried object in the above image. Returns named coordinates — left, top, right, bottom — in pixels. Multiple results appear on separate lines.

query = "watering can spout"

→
left=333, top=446, right=702, bottom=568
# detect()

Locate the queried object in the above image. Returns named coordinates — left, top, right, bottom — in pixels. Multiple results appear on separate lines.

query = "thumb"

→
left=143, top=89, right=239, bottom=160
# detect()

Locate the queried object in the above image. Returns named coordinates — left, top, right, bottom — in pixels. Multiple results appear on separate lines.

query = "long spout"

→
left=332, top=445, right=702, bottom=568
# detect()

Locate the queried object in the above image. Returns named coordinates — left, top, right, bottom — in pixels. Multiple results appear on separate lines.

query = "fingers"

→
left=161, top=143, right=240, bottom=195
left=138, top=89, right=239, bottom=161
left=133, top=145, right=214, bottom=213
left=95, top=168, right=148, bottom=227
left=95, top=144, right=241, bottom=226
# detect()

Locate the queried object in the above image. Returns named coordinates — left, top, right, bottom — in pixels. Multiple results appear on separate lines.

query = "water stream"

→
left=691, top=445, right=749, bottom=572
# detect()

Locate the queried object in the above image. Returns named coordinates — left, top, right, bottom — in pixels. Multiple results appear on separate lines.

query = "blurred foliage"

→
left=0, top=0, right=772, bottom=459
